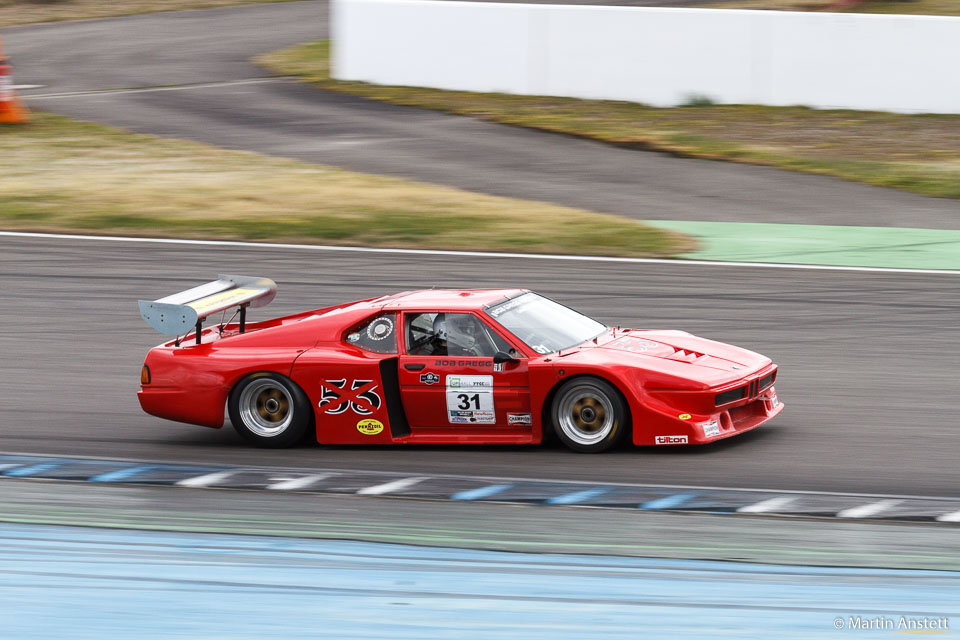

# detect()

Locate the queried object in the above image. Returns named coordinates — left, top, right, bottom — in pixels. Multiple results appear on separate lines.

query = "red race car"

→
left=138, top=276, right=783, bottom=453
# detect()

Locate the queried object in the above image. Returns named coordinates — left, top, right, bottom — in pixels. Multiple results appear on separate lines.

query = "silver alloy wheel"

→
left=555, top=382, right=616, bottom=446
left=238, top=378, right=294, bottom=438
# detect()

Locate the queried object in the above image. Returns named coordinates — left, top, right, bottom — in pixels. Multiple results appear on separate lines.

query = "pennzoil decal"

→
left=319, top=379, right=382, bottom=415
left=678, top=413, right=692, bottom=420
left=356, top=419, right=384, bottom=435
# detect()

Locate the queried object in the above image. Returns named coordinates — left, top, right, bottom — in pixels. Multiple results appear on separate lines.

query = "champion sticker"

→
left=655, top=435, right=689, bottom=445
left=446, top=375, right=494, bottom=424
left=507, top=413, right=532, bottom=425
left=356, top=418, right=384, bottom=435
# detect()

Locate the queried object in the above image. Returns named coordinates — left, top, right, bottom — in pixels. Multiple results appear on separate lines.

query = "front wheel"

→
left=228, top=373, right=312, bottom=448
left=551, top=377, right=628, bottom=453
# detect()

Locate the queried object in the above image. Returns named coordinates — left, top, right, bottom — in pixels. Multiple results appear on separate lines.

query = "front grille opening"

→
left=715, top=387, right=746, bottom=406
left=758, top=372, right=775, bottom=392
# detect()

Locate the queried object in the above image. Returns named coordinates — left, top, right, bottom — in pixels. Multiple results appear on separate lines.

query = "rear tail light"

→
left=140, top=365, right=151, bottom=385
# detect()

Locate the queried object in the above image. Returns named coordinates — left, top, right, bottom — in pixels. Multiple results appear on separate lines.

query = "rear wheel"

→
left=228, top=373, right=312, bottom=448
left=551, top=377, right=627, bottom=453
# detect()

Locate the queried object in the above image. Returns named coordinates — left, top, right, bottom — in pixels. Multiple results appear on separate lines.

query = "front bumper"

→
left=637, top=380, right=783, bottom=445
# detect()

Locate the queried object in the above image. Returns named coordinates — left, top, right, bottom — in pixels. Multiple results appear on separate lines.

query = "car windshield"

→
left=485, top=293, right=607, bottom=354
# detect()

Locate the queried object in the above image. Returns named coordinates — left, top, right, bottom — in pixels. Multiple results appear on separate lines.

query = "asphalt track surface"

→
left=1, top=4, right=959, bottom=500
left=6, top=1, right=960, bottom=229
left=3, top=233, right=959, bottom=498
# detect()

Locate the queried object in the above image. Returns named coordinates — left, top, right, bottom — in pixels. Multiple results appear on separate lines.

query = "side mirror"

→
left=493, top=351, right=519, bottom=364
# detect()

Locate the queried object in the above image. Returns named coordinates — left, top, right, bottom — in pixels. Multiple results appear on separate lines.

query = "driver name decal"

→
left=434, top=359, right=492, bottom=368
left=445, top=375, right=495, bottom=424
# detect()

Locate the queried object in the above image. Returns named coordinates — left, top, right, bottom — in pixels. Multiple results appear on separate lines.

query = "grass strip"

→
left=259, top=41, right=960, bottom=202
left=698, top=0, right=960, bottom=15
left=0, top=112, right=690, bottom=257
left=0, top=0, right=305, bottom=27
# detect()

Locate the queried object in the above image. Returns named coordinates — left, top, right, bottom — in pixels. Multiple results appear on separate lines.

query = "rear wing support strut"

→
left=139, top=275, right=278, bottom=342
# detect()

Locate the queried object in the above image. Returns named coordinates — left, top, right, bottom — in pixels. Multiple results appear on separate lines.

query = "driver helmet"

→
left=433, top=313, right=477, bottom=350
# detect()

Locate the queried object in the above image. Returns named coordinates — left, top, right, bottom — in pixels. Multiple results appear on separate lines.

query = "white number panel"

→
left=445, top=375, right=494, bottom=425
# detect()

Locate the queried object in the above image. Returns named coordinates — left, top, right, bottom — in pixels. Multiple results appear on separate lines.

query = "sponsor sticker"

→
left=507, top=413, right=532, bottom=425
left=446, top=375, right=494, bottom=424
left=487, top=296, right=530, bottom=318
left=702, top=420, right=721, bottom=437
left=493, top=362, right=504, bottom=373
left=768, top=393, right=779, bottom=409
left=356, top=418, right=384, bottom=435
left=655, top=435, right=689, bottom=445
left=420, top=372, right=440, bottom=385
left=678, top=413, right=692, bottom=420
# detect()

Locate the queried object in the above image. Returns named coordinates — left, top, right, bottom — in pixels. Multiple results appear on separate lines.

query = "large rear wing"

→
left=138, top=275, right=278, bottom=342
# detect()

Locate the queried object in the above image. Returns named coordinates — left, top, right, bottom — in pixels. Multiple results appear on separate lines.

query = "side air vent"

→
left=667, top=349, right=704, bottom=364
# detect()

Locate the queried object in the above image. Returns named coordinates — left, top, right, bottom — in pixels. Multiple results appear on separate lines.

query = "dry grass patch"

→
left=258, top=41, right=960, bottom=201
left=0, top=112, right=689, bottom=257
left=698, top=0, right=960, bottom=15
left=0, top=0, right=304, bottom=27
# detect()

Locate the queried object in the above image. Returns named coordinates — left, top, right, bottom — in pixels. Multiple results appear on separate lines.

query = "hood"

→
left=598, top=330, right=770, bottom=373
left=550, top=329, right=772, bottom=389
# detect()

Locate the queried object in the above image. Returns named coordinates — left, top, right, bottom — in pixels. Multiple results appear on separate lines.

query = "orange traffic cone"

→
left=0, top=38, right=28, bottom=124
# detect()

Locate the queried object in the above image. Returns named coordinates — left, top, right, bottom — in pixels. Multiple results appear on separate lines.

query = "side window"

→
left=346, top=313, right=397, bottom=354
left=406, top=312, right=515, bottom=358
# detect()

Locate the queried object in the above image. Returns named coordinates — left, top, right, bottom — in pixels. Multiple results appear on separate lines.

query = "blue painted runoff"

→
left=0, top=523, right=957, bottom=639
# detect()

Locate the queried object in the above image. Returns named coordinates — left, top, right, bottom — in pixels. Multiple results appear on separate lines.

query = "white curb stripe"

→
left=267, top=474, right=331, bottom=491
left=837, top=499, right=902, bottom=519
left=736, top=496, right=798, bottom=514
left=1, top=231, right=958, bottom=275
left=175, top=470, right=237, bottom=488
left=936, top=511, right=960, bottom=523
left=356, top=476, right=428, bottom=496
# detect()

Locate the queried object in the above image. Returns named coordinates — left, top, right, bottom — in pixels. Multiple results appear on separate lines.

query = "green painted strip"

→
left=646, top=221, right=960, bottom=270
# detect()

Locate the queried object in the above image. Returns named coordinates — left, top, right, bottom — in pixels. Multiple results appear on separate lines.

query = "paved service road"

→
left=2, top=234, right=958, bottom=497
left=5, top=1, right=960, bottom=229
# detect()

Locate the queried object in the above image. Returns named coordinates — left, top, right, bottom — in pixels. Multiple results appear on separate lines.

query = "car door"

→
left=398, top=311, right=532, bottom=430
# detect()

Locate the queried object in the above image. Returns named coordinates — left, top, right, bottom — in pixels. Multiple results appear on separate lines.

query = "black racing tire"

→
left=228, top=372, right=313, bottom=448
left=550, top=377, right=628, bottom=453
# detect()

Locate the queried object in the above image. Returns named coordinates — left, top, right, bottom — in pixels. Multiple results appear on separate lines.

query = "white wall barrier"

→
left=332, top=0, right=960, bottom=114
